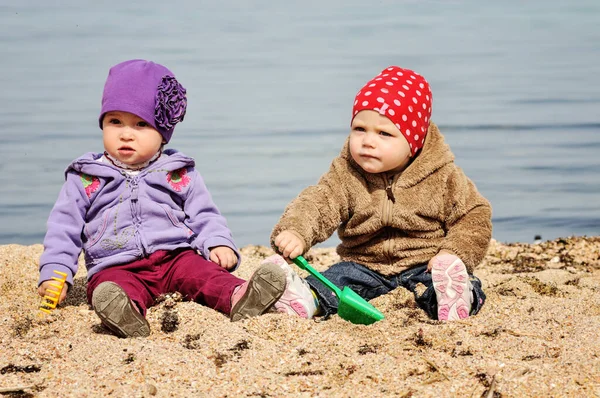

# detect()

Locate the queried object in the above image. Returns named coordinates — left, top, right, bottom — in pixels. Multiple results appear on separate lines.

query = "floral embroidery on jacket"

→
left=81, top=173, right=100, bottom=198
left=100, top=227, right=134, bottom=251
left=167, top=168, right=191, bottom=192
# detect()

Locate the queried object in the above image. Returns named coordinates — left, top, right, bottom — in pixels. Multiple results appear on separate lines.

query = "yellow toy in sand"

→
left=39, top=270, right=67, bottom=315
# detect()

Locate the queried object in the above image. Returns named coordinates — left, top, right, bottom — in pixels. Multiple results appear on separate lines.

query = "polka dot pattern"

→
left=352, top=66, right=432, bottom=155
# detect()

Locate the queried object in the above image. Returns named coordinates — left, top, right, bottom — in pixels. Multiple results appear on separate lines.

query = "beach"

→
left=1, top=237, right=599, bottom=397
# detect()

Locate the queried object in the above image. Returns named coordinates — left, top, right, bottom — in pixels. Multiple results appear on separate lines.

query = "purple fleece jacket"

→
left=38, top=149, right=239, bottom=286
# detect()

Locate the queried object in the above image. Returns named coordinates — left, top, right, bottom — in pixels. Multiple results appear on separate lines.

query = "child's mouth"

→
left=360, top=153, right=377, bottom=160
left=118, top=147, right=135, bottom=155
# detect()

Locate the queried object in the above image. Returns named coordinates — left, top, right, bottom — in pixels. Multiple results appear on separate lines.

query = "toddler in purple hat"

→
left=37, top=59, right=290, bottom=337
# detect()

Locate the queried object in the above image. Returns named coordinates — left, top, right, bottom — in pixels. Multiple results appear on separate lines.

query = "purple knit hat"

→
left=99, top=59, right=187, bottom=143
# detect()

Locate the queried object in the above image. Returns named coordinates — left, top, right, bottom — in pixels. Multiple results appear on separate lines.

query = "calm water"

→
left=1, top=1, right=599, bottom=248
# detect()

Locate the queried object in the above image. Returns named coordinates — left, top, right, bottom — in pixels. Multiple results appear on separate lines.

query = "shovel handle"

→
left=292, top=256, right=343, bottom=297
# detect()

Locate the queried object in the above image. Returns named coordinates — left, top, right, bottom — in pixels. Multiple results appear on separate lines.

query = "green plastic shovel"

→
left=292, top=255, right=384, bottom=325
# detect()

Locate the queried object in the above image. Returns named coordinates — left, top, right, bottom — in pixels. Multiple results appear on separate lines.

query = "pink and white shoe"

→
left=431, top=254, right=473, bottom=321
left=262, top=254, right=317, bottom=319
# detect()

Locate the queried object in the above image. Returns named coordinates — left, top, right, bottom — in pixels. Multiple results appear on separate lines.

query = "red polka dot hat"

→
left=352, top=66, right=432, bottom=156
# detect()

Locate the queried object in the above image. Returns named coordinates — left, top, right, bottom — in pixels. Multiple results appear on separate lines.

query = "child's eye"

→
left=108, top=118, right=121, bottom=125
left=353, top=126, right=365, bottom=132
left=137, top=121, right=149, bottom=127
left=379, top=131, right=392, bottom=137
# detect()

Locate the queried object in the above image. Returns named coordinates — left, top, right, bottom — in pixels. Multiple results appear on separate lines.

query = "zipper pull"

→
left=128, top=177, right=139, bottom=201
left=386, top=180, right=395, bottom=203
left=131, top=184, right=138, bottom=200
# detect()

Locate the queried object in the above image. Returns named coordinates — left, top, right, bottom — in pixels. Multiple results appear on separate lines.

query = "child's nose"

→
left=363, top=132, right=376, bottom=147
left=120, top=128, right=135, bottom=140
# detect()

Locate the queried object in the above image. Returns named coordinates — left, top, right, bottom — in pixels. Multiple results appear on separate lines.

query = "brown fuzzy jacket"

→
left=271, top=122, right=492, bottom=275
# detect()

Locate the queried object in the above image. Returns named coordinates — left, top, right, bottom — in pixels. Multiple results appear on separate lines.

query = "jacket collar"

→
left=66, top=149, right=195, bottom=179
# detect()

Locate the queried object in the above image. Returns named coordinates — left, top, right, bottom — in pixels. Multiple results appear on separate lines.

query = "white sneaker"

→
left=262, top=254, right=317, bottom=319
left=431, top=254, right=473, bottom=321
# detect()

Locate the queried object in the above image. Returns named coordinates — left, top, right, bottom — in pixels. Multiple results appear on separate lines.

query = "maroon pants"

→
left=86, top=249, right=244, bottom=316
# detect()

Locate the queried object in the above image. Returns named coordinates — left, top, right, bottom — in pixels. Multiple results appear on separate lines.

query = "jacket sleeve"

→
left=439, top=166, right=492, bottom=273
left=38, top=171, right=90, bottom=286
left=182, top=168, right=240, bottom=269
left=271, top=159, right=350, bottom=253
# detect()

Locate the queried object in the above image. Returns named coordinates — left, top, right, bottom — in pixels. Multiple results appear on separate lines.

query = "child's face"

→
left=349, top=110, right=412, bottom=174
left=102, top=111, right=164, bottom=167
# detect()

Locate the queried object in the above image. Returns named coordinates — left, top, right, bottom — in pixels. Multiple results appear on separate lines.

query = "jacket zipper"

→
left=128, top=176, right=147, bottom=257
left=382, top=175, right=395, bottom=265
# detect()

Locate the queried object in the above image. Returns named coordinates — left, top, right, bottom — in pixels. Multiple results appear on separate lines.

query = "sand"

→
left=1, top=237, right=599, bottom=397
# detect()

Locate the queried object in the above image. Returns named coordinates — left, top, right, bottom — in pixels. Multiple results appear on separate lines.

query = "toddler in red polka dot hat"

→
left=270, top=66, right=492, bottom=323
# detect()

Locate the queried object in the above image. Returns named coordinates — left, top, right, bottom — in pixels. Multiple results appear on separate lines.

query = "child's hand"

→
left=274, top=230, right=305, bottom=260
left=427, top=250, right=458, bottom=272
left=38, top=280, right=69, bottom=304
left=209, top=246, right=238, bottom=270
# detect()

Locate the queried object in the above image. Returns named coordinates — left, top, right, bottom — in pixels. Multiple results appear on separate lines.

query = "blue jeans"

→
left=305, top=261, right=486, bottom=320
